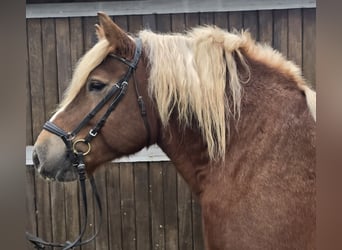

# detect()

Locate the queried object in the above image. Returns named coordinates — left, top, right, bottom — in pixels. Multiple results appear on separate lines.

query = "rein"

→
left=26, top=154, right=102, bottom=250
left=26, top=38, right=149, bottom=249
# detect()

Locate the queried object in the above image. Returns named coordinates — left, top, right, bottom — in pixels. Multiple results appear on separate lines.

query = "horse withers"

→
left=32, top=12, right=316, bottom=249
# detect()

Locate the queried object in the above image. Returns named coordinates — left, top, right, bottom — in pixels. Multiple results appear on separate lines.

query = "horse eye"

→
left=88, top=81, right=106, bottom=92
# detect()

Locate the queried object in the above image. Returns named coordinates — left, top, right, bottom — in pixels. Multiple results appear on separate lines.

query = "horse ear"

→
left=97, top=11, right=131, bottom=52
left=95, top=24, right=105, bottom=40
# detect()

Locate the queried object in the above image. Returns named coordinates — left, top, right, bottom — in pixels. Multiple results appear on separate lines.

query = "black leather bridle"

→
left=26, top=38, right=150, bottom=249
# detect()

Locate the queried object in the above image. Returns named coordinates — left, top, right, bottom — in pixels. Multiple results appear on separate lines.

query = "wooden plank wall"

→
left=26, top=9, right=316, bottom=250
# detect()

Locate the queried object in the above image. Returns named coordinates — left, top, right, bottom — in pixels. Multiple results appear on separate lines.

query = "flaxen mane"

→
left=139, top=26, right=316, bottom=160
left=58, top=25, right=316, bottom=161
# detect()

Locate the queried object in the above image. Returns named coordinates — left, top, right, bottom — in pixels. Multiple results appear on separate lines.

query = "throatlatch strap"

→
left=133, top=71, right=151, bottom=146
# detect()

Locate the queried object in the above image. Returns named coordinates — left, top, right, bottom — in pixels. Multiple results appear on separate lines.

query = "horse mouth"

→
left=34, top=151, right=79, bottom=182
left=39, top=165, right=78, bottom=182
left=33, top=143, right=79, bottom=182
left=55, top=167, right=79, bottom=182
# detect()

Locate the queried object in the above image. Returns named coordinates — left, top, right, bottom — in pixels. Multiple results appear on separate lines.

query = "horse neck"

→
left=157, top=116, right=212, bottom=196
left=156, top=54, right=316, bottom=197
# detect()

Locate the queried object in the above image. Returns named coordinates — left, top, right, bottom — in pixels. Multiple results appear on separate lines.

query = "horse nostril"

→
left=32, top=149, right=40, bottom=168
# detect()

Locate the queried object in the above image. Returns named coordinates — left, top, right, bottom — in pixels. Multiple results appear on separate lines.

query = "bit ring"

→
left=72, top=139, right=91, bottom=155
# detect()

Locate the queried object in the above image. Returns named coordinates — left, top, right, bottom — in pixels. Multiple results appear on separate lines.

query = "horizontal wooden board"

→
left=26, top=0, right=316, bottom=18
left=26, top=144, right=170, bottom=165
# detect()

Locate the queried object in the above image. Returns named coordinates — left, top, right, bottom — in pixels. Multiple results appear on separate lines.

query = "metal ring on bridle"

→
left=73, top=139, right=91, bottom=155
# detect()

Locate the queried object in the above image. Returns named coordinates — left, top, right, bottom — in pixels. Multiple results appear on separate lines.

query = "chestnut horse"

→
left=32, top=12, right=316, bottom=249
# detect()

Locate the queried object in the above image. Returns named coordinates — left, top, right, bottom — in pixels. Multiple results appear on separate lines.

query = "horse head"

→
left=32, top=12, right=158, bottom=181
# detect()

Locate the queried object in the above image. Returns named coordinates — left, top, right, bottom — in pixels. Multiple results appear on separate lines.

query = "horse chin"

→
left=33, top=136, right=79, bottom=182
left=55, top=166, right=79, bottom=182
left=38, top=160, right=78, bottom=182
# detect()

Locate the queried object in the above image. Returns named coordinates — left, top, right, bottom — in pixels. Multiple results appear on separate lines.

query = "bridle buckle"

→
left=67, top=132, right=76, bottom=141
left=89, top=129, right=98, bottom=137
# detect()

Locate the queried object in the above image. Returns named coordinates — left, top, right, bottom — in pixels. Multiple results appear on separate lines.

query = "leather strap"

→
left=133, top=71, right=151, bottom=146
left=26, top=154, right=102, bottom=249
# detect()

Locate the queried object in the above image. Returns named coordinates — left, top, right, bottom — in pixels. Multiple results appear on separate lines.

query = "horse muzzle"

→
left=32, top=135, right=78, bottom=182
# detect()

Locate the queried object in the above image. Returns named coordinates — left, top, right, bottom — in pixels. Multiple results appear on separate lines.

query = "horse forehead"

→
left=89, top=66, right=111, bottom=79
left=90, top=57, right=124, bottom=78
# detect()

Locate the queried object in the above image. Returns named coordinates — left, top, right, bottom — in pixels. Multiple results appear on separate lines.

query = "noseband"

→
left=27, top=38, right=150, bottom=249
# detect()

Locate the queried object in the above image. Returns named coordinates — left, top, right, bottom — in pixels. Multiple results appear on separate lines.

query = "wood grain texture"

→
left=258, top=10, right=273, bottom=45
left=106, top=163, right=122, bottom=250
left=273, top=9, right=288, bottom=56
left=134, top=163, right=151, bottom=250
left=177, top=173, right=193, bottom=250
left=157, top=14, right=171, bottom=33
left=163, top=162, right=178, bottom=250
left=70, top=17, right=84, bottom=66
left=120, top=163, right=137, bottom=250
left=199, top=12, right=214, bottom=26
left=128, top=15, right=143, bottom=34
left=114, top=15, right=128, bottom=31
left=27, top=19, right=52, bottom=243
left=41, top=18, right=58, bottom=118
left=185, top=12, right=199, bottom=29
left=243, top=10, right=258, bottom=40
left=80, top=173, right=96, bottom=250
left=142, top=14, right=157, bottom=31
left=303, top=8, right=316, bottom=88
left=83, top=16, right=98, bottom=51
left=63, top=181, right=81, bottom=245
left=25, top=166, right=37, bottom=250
left=50, top=181, right=66, bottom=243
left=229, top=11, right=243, bottom=31
left=192, top=195, right=204, bottom=250
left=214, top=12, right=229, bottom=30
left=171, top=13, right=185, bottom=33
left=288, top=9, right=303, bottom=68
left=35, top=174, right=53, bottom=244
left=27, top=19, right=45, bottom=140
left=149, top=162, right=165, bottom=250
left=56, top=18, right=72, bottom=100
left=26, top=31, right=33, bottom=145
left=93, top=167, right=109, bottom=250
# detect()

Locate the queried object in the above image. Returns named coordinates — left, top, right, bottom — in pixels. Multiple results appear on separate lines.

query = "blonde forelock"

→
left=59, top=39, right=111, bottom=109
